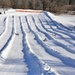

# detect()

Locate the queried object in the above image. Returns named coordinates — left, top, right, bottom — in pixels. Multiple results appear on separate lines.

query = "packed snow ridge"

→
left=0, top=9, right=75, bottom=75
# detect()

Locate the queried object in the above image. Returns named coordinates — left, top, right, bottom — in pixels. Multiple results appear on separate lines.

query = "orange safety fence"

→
left=16, top=9, right=42, bottom=13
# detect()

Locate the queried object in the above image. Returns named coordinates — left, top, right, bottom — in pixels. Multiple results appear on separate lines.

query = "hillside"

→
left=0, top=9, right=75, bottom=75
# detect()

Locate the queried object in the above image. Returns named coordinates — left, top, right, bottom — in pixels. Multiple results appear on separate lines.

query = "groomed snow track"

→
left=0, top=10, right=75, bottom=75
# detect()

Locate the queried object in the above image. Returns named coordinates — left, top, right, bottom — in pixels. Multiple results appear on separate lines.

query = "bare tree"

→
left=0, top=0, right=75, bottom=13
left=10, top=0, right=18, bottom=8
left=35, top=0, right=43, bottom=10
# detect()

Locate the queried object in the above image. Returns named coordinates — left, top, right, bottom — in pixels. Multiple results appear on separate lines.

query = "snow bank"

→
left=47, top=12, right=75, bottom=27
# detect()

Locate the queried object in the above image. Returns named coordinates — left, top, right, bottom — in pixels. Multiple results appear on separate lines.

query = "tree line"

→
left=0, top=0, right=75, bottom=13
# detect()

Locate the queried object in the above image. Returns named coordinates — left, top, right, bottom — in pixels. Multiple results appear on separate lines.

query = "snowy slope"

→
left=0, top=9, right=75, bottom=75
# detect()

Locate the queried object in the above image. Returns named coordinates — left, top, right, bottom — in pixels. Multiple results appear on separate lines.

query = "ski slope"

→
left=0, top=9, right=75, bottom=75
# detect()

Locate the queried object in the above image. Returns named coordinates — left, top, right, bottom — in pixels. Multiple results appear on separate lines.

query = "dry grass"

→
left=61, top=5, right=75, bottom=11
left=60, top=5, right=75, bottom=14
left=51, top=5, right=75, bottom=14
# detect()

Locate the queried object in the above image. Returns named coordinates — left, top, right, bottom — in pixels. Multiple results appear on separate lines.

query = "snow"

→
left=47, top=12, right=75, bottom=27
left=0, top=9, right=75, bottom=75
